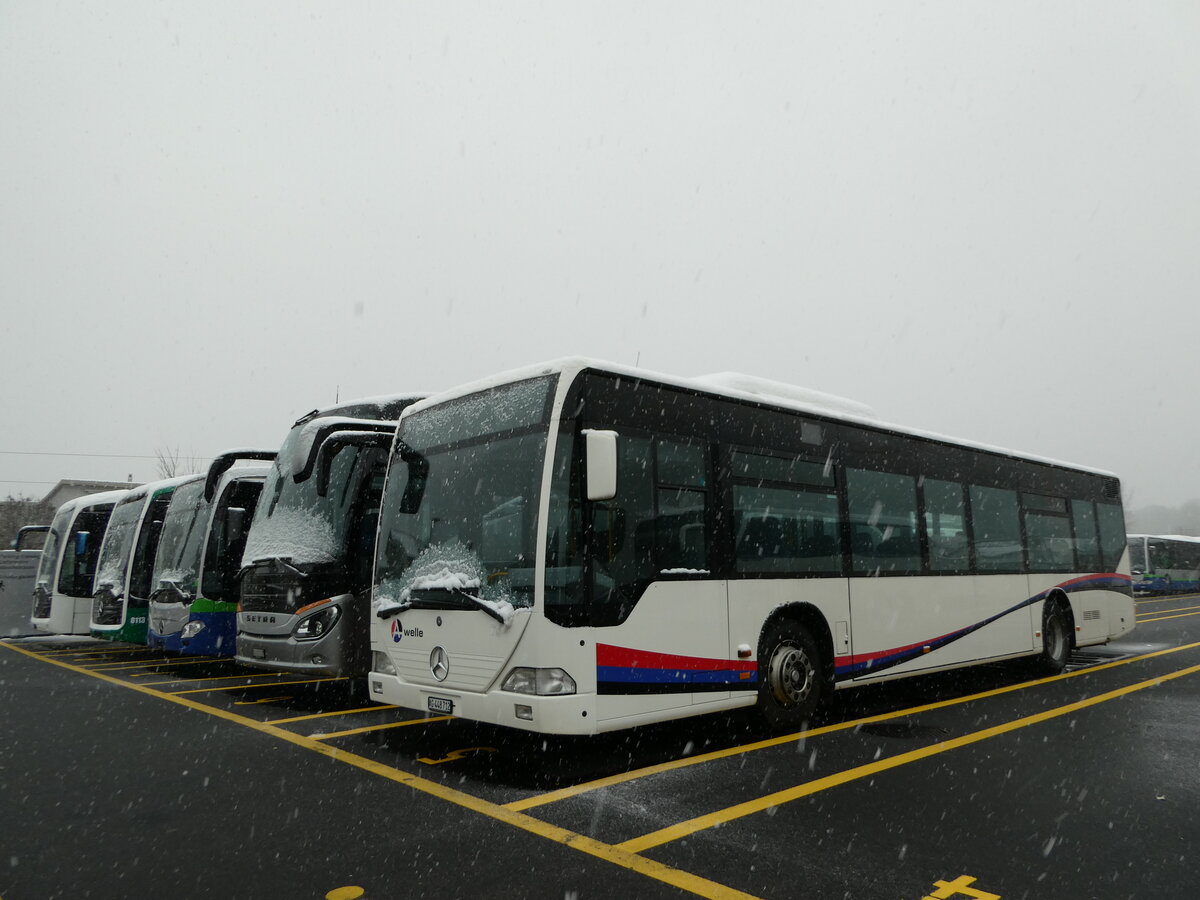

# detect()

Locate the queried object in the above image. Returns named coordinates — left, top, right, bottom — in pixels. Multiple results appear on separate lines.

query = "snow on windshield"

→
left=375, top=539, right=523, bottom=625
left=241, top=505, right=338, bottom=567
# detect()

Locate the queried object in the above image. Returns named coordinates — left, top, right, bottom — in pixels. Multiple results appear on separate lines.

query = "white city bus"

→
left=31, top=490, right=129, bottom=635
left=367, top=359, right=1134, bottom=735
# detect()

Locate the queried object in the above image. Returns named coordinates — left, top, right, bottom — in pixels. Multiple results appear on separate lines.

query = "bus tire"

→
left=1037, top=603, right=1070, bottom=675
left=756, top=619, right=823, bottom=731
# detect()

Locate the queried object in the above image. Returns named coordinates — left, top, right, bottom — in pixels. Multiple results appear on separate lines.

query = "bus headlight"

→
left=295, top=606, right=341, bottom=641
left=181, top=621, right=206, bottom=640
left=501, top=667, right=577, bottom=696
left=372, top=650, right=397, bottom=676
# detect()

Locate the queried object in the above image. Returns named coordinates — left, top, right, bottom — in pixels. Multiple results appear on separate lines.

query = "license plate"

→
left=428, top=696, right=454, bottom=715
left=252, top=648, right=266, bottom=659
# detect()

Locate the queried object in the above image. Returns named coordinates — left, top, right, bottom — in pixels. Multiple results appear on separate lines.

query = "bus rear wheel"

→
left=1037, top=604, right=1070, bottom=675
left=756, top=620, right=823, bottom=731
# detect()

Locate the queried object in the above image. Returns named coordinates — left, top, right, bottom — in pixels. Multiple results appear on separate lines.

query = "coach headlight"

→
left=501, top=667, right=577, bottom=696
left=295, top=605, right=341, bottom=641
left=181, top=620, right=206, bottom=640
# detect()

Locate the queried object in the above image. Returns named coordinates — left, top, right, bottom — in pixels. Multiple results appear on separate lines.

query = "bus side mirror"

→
left=315, top=430, right=394, bottom=497
left=13, top=525, right=49, bottom=551
left=584, top=430, right=618, bottom=502
left=75, top=531, right=90, bottom=557
left=227, top=507, right=246, bottom=544
left=398, top=445, right=428, bottom=514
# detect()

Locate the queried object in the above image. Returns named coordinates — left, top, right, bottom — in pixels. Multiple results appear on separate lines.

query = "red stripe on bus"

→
left=596, top=643, right=756, bottom=673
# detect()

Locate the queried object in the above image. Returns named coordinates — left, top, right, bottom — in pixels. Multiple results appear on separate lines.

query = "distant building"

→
left=40, top=479, right=139, bottom=509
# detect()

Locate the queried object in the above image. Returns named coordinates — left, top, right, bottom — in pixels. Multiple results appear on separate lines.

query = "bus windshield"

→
left=242, top=424, right=378, bottom=567
left=94, top=494, right=145, bottom=597
left=374, top=375, right=556, bottom=616
left=36, top=505, right=73, bottom=587
left=151, top=479, right=209, bottom=601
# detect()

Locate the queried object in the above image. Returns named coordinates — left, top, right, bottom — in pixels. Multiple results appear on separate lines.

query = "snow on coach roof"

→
left=400, top=357, right=1117, bottom=479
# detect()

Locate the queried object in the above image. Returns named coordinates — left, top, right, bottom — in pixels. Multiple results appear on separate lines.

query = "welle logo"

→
left=391, top=620, right=423, bottom=643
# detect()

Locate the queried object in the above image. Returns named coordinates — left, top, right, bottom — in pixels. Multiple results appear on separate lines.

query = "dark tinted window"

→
left=970, top=486, right=1022, bottom=572
left=847, top=469, right=920, bottom=574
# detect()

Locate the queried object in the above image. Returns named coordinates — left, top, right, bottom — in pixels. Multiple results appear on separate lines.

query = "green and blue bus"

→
left=147, top=455, right=272, bottom=656
left=90, top=476, right=194, bottom=643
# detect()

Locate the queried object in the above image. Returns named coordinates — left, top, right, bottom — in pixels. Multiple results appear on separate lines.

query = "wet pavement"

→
left=2, top=594, right=1198, bottom=900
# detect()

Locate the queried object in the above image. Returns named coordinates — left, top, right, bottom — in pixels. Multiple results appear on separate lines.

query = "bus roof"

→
left=301, top=393, right=429, bottom=426
left=399, top=357, right=1119, bottom=481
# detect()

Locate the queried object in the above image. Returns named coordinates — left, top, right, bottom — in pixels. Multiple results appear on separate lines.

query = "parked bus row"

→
left=24, top=359, right=1136, bottom=735
left=29, top=394, right=425, bottom=676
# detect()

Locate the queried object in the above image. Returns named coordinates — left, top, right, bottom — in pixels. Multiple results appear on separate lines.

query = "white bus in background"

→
left=368, top=359, right=1134, bottom=735
left=1126, top=534, right=1200, bottom=594
left=31, top=489, right=129, bottom=635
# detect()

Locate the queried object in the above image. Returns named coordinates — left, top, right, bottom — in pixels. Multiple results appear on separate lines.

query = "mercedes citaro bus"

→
left=235, top=394, right=426, bottom=678
left=367, top=359, right=1133, bottom=735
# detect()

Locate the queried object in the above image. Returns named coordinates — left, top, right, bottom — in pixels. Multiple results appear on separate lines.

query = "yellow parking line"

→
left=139, top=672, right=296, bottom=686
left=86, top=656, right=229, bottom=671
left=1136, top=610, right=1200, bottom=624
left=266, top=705, right=400, bottom=725
left=310, top=716, right=453, bottom=740
left=0, top=641, right=758, bottom=900
left=1136, top=604, right=1200, bottom=618
left=1136, top=593, right=1200, bottom=605
left=29, top=645, right=126, bottom=655
left=617, top=660, right=1200, bottom=854
left=506, top=639, right=1200, bottom=813
left=168, top=677, right=347, bottom=694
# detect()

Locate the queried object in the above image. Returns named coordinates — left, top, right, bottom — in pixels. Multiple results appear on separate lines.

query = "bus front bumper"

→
left=367, top=670, right=597, bottom=735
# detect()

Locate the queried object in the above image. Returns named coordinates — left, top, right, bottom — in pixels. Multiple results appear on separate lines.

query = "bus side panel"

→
left=726, top=578, right=850, bottom=676
left=594, top=580, right=731, bottom=724
left=1025, top=573, right=1113, bottom=646
left=847, top=575, right=1034, bottom=682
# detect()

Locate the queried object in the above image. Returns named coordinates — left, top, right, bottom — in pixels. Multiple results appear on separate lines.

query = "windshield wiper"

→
left=454, top=590, right=507, bottom=624
left=238, top=556, right=306, bottom=582
left=376, top=588, right=506, bottom=624
left=153, top=580, right=189, bottom=603
left=376, top=599, right=412, bottom=620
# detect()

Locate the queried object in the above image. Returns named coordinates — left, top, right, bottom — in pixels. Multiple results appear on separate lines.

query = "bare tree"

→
left=154, top=445, right=204, bottom=480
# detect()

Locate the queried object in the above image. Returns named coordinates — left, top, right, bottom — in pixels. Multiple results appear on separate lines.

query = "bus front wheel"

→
left=1038, top=604, right=1070, bottom=675
left=757, top=620, right=823, bottom=731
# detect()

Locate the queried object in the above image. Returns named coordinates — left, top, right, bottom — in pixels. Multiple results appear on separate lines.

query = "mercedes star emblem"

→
left=429, top=646, right=449, bottom=682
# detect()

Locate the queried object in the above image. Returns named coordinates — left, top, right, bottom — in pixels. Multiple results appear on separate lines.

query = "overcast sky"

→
left=2, top=2, right=1197, bottom=510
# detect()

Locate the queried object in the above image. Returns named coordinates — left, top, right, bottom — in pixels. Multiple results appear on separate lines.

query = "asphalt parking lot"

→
left=2, top=594, right=1198, bottom=900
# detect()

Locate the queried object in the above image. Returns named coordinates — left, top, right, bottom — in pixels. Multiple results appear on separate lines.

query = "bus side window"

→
left=969, top=486, right=1023, bottom=572
left=923, top=479, right=969, bottom=572
left=1095, top=503, right=1127, bottom=572
left=846, top=469, right=920, bottom=575
left=1070, top=500, right=1101, bottom=571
